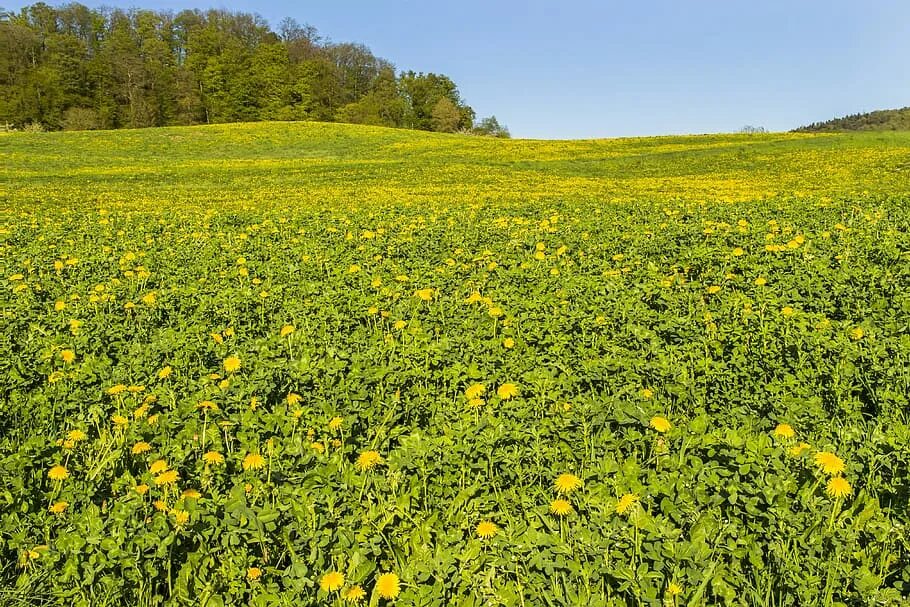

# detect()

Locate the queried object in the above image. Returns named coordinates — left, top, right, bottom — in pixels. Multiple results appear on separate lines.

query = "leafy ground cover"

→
left=1, top=123, right=909, bottom=606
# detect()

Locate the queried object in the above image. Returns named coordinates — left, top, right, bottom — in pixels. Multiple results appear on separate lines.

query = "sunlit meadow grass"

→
left=1, top=122, right=909, bottom=606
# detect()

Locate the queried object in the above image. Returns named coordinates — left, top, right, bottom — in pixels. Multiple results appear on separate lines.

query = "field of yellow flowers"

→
left=1, top=123, right=910, bottom=606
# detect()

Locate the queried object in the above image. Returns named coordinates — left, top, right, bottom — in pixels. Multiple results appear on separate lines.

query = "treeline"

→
left=794, top=107, right=910, bottom=132
left=0, top=3, right=510, bottom=136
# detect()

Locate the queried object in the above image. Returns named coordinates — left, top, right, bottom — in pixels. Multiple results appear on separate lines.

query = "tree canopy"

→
left=0, top=3, right=507, bottom=136
left=794, top=107, right=910, bottom=132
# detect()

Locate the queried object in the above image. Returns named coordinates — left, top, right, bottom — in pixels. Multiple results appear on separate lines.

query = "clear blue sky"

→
left=6, top=0, right=910, bottom=138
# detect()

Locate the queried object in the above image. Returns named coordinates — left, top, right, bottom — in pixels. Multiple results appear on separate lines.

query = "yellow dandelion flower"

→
left=134, top=484, right=149, bottom=495
left=814, top=451, right=845, bottom=476
left=149, top=459, right=168, bottom=474
left=247, top=567, right=262, bottom=581
left=393, top=320, right=407, bottom=330
left=467, top=397, right=485, bottom=409
left=356, top=450, right=382, bottom=471
left=320, top=571, right=345, bottom=593
left=243, top=453, right=266, bottom=471
left=107, top=384, right=127, bottom=396
left=376, top=573, right=400, bottom=599
left=23, top=544, right=47, bottom=563
left=503, top=337, right=515, bottom=348
left=223, top=356, right=241, bottom=374
left=153, top=499, right=168, bottom=512
left=20, top=548, right=39, bottom=565
left=649, top=416, right=672, bottom=433
left=549, top=499, right=573, bottom=516
left=48, top=465, right=68, bottom=481
left=641, top=388, right=654, bottom=399
left=157, top=365, right=173, bottom=379
left=131, top=441, right=152, bottom=455
left=344, top=585, right=367, bottom=603
left=667, top=582, right=683, bottom=596
left=616, top=493, right=640, bottom=515
left=67, top=429, right=87, bottom=442
left=476, top=520, right=498, bottom=539
left=781, top=306, right=795, bottom=317
left=754, top=277, right=767, bottom=286
left=112, top=414, right=128, bottom=427
left=280, top=324, right=295, bottom=337
left=171, top=509, right=190, bottom=526
left=850, top=327, right=864, bottom=341
left=826, top=476, right=852, bottom=499
left=732, top=247, right=745, bottom=257
left=311, top=442, right=325, bottom=454
left=464, top=383, right=485, bottom=400
left=773, top=424, right=795, bottom=439
left=155, top=469, right=179, bottom=486
left=49, top=501, right=68, bottom=514
left=706, top=285, right=721, bottom=294
left=287, top=392, right=302, bottom=406
left=488, top=306, right=503, bottom=318
left=414, top=287, right=434, bottom=301
left=328, top=416, right=344, bottom=431
left=497, top=383, right=518, bottom=400
left=181, top=488, right=201, bottom=499
left=60, top=350, right=75, bottom=364
left=203, top=451, right=224, bottom=465
left=554, top=473, right=583, bottom=495
left=197, top=400, right=218, bottom=411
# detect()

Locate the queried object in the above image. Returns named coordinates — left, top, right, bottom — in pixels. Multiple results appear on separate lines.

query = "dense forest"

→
left=794, top=107, right=910, bottom=132
left=0, top=3, right=509, bottom=136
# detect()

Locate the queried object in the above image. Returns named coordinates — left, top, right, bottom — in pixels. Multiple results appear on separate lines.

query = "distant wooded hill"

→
left=794, top=107, right=910, bottom=132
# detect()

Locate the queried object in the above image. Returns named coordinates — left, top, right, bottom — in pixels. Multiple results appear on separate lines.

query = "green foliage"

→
left=795, top=107, right=910, bottom=132
left=0, top=3, right=479, bottom=133
left=473, top=116, right=511, bottom=138
left=430, top=97, right=462, bottom=133
left=399, top=71, right=474, bottom=131
left=0, top=124, right=909, bottom=605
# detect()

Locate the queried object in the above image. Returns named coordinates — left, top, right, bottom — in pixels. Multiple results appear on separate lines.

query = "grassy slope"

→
left=1, top=123, right=910, bottom=605
left=2, top=122, right=910, bottom=210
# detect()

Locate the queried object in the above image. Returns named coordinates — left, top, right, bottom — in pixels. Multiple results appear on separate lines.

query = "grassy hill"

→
left=3, top=122, right=910, bottom=210
left=794, top=107, right=910, bottom=132
left=1, top=123, right=910, bottom=606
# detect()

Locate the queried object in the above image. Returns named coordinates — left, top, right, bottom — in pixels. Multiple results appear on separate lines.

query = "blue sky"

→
left=6, top=0, right=910, bottom=138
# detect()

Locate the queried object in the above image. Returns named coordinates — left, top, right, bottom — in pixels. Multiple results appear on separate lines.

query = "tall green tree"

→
left=398, top=71, right=474, bottom=131
left=0, top=3, right=489, bottom=134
